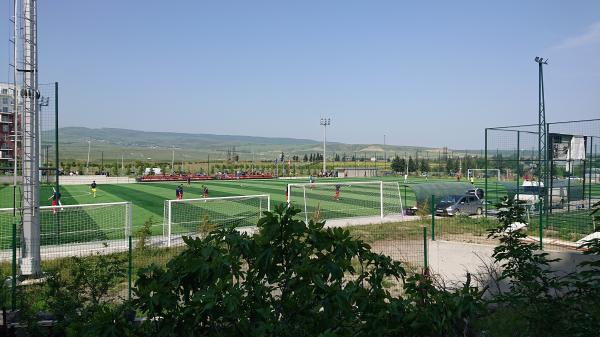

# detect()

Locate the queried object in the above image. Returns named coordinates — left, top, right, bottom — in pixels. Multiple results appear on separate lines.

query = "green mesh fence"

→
left=484, top=119, right=600, bottom=251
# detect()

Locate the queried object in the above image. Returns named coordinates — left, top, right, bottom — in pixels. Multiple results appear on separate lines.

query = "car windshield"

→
left=439, top=195, right=462, bottom=203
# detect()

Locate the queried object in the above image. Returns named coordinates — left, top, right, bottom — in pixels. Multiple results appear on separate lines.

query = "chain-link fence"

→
left=483, top=119, right=600, bottom=251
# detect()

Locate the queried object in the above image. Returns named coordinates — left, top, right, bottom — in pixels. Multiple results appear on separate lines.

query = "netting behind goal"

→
left=164, top=194, right=271, bottom=247
left=287, top=181, right=403, bottom=223
left=467, top=169, right=501, bottom=180
left=0, top=201, right=132, bottom=261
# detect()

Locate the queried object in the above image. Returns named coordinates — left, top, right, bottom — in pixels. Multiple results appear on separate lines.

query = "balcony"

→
left=0, top=117, right=12, bottom=124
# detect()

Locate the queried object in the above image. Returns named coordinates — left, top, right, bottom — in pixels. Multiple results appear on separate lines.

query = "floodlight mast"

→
left=320, top=118, right=331, bottom=174
left=535, top=56, right=548, bottom=250
left=20, top=0, right=41, bottom=276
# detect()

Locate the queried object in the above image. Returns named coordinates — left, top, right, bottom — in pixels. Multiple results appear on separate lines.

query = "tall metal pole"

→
left=320, top=118, right=330, bottom=174
left=171, top=146, right=175, bottom=174
left=86, top=139, right=91, bottom=173
left=55, top=82, right=59, bottom=194
left=484, top=128, right=488, bottom=216
left=20, top=0, right=41, bottom=276
left=12, top=0, right=19, bottom=219
left=535, top=56, right=548, bottom=250
left=384, top=134, right=386, bottom=171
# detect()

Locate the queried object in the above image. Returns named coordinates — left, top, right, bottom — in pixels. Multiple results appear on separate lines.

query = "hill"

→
left=52, top=127, right=452, bottom=162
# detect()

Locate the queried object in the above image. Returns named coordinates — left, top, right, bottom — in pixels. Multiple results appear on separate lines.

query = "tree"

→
left=134, top=205, right=409, bottom=336
left=419, top=159, right=429, bottom=173
left=390, top=156, right=402, bottom=172
left=303, top=154, right=308, bottom=162
left=408, top=156, right=416, bottom=173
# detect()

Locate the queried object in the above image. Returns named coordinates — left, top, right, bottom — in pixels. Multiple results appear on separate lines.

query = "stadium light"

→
left=534, top=56, right=549, bottom=250
left=320, top=117, right=331, bottom=174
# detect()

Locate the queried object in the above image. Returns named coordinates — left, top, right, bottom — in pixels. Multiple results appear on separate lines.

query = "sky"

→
left=1, top=0, right=599, bottom=149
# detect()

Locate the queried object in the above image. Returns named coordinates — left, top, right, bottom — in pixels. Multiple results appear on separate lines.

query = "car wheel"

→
left=476, top=208, right=482, bottom=215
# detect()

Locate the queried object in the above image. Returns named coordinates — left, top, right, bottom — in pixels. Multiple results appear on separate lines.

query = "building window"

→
left=1, top=89, right=8, bottom=95
left=2, top=125, right=9, bottom=133
left=1, top=107, right=7, bottom=113
left=2, top=98, right=7, bottom=104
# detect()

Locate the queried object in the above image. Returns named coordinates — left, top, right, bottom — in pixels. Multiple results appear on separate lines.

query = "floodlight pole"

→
left=320, top=117, right=331, bottom=174
left=20, top=0, right=41, bottom=276
left=86, top=139, right=91, bottom=173
left=384, top=134, right=386, bottom=170
left=535, top=56, right=548, bottom=250
left=171, top=146, right=175, bottom=174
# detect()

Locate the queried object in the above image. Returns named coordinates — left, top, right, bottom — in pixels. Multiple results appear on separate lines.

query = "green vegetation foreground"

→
left=7, top=200, right=600, bottom=336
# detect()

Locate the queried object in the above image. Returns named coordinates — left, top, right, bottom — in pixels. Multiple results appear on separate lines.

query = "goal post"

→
left=287, top=181, right=404, bottom=223
left=163, top=194, right=271, bottom=247
left=0, top=201, right=133, bottom=262
left=467, top=169, right=501, bottom=181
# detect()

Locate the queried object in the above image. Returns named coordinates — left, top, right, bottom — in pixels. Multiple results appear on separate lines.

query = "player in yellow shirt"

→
left=90, top=181, right=97, bottom=198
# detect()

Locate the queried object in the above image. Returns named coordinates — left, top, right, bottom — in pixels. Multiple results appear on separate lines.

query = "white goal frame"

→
left=163, top=194, right=270, bottom=247
left=0, top=201, right=133, bottom=262
left=467, top=169, right=501, bottom=181
left=287, top=181, right=403, bottom=223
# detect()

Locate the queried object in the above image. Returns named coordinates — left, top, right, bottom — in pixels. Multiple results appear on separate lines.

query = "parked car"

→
left=405, top=206, right=418, bottom=216
left=435, top=194, right=484, bottom=216
left=514, top=181, right=566, bottom=208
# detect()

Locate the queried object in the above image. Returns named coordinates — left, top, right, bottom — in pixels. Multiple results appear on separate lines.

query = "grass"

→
left=0, top=176, right=597, bottom=249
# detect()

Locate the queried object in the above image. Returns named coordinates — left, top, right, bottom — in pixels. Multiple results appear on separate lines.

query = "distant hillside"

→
left=52, top=127, right=454, bottom=162
left=58, top=127, right=321, bottom=148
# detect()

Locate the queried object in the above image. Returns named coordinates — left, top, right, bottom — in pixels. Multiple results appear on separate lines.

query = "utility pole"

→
left=86, top=139, right=91, bottom=174
left=171, top=146, right=175, bottom=174
left=320, top=117, right=331, bottom=174
left=383, top=134, right=387, bottom=171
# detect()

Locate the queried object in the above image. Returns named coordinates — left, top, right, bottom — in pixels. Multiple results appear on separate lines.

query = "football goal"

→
left=163, top=194, right=270, bottom=247
left=467, top=169, right=501, bottom=181
left=0, top=201, right=132, bottom=261
left=287, top=181, right=404, bottom=223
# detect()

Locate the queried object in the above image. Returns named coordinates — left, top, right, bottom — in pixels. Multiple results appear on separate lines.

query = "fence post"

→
left=539, top=201, right=544, bottom=250
left=484, top=128, right=488, bottom=216
left=423, top=226, right=428, bottom=271
left=431, top=195, right=435, bottom=241
left=128, top=235, right=133, bottom=301
left=11, top=222, right=17, bottom=311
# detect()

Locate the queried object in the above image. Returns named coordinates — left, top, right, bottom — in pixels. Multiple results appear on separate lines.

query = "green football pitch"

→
left=0, top=177, right=442, bottom=237
left=1, top=177, right=596, bottom=247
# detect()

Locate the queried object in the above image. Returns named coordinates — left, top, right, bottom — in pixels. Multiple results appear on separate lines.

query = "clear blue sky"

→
left=2, top=0, right=599, bottom=149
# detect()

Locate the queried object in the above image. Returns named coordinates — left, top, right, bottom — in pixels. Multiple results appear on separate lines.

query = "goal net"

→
left=0, top=201, right=132, bottom=261
left=287, top=181, right=403, bottom=223
left=163, top=194, right=270, bottom=247
left=467, top=169, right=501, bottom=181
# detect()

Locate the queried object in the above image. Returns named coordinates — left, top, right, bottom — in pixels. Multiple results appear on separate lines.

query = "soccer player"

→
left=48, top=190, right=61, bottom=215
left=202, top=185, right=209, bottom=198
left=334, top=184, right=341, bottom=201
left=90, top=181, right=97, bottom=198
left=187, top=176, right=191, bottom=186
left=285, top=186, right=289, bottom=203
left=175, top=185, right=182, bottom=200
left=179, top=184, right=184, bottom=199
